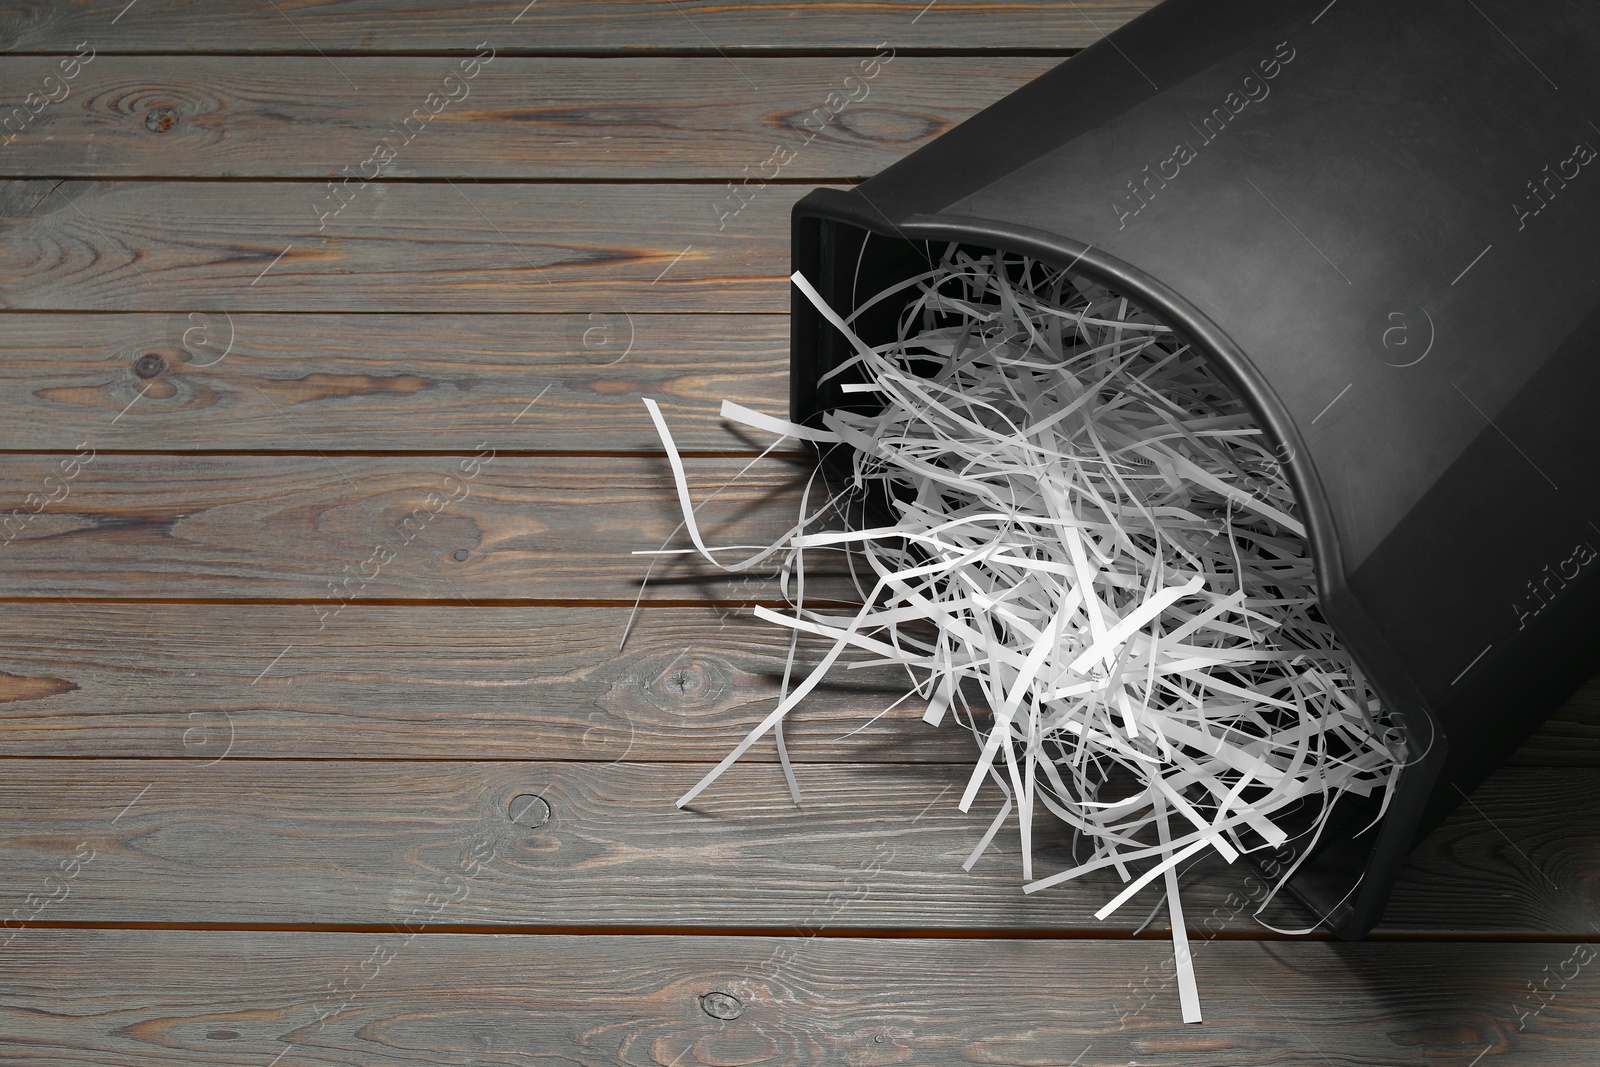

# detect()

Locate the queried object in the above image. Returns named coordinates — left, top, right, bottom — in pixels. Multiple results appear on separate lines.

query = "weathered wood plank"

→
left=0, top=929, right=1591, bottom=1066
left=0, top=604, right=969, bottom=763
left=0, top=602, right=1594, bottom=767
left=0, top=1, right=1155, bottom=53
left=0, top=312, right=789, bottom=452
left=0, top=180, right=824, bottom=312
left=0, top=56, right=1055, bottom=178
left=0, top=757, right=1231, bottom=933
left=1524, top=678, right=1600, bottom=766
left=0, top=454, right=844, bottom=602
left=0, top=758, right=1595, bottom=935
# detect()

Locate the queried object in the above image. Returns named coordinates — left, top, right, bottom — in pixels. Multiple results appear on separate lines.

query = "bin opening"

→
left=790, top=220, right=1412, bottom=936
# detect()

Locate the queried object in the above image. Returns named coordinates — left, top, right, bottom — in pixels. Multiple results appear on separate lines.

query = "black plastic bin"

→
left=790, top=0, right=1600, bottom=938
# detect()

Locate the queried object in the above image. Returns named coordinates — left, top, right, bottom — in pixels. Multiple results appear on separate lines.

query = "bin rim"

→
left=797, top=189, right=1335, bottom=604
left=792, top=186, right=1447, bottom=938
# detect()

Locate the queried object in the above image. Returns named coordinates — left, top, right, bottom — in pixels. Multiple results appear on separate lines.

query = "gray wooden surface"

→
left=3, top=2, right=1597, bottom=1064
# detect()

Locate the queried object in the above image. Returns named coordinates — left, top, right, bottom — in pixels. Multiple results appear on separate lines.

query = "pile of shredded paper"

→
left=642, top=244, right=1401, bottom=1022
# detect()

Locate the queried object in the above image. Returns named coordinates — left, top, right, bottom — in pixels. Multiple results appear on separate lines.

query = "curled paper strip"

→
left=646, top=245, right=1402, bottom=1023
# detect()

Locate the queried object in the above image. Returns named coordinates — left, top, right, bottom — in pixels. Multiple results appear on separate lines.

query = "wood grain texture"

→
left=1523, top=678, right=1600, bottom=766
left=0, top=56, right=1056, bottom=178
left=1, top=929, right=1592, bottom=1066
left=0, top=756, right=1257, bottom=933
left=0, top=0, right=1588, bottom=1053
left=0, top=1, right=1156, bottom=52
left=0, top=312, right=789, bottom=451
left=0, top=454, right=849, bottom=602
left=0, top=758, right=1596, bottom=936
left=0, top=603, right=970, bottom=762
left=0, top=179, right=824, bottom=312
left=0, top=602, right=1594, bottom=768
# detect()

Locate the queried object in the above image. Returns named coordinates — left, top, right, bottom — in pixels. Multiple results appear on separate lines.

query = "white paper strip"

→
left=1158, top=798, right=1204, bottom=1023
left=644, top=245, right=1401, bottom=1024
left=720, top=400, right=842, bottom=444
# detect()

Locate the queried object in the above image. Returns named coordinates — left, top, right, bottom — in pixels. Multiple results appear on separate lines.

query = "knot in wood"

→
left=660, top=662, right=705, bottom=698
left=144, top=106, right=179, bottom=133
left=507, top=793, right=550, bottom=828
left=700, top=991, right=743, bottom=1020
left=133, top=353, right=165, bottom=379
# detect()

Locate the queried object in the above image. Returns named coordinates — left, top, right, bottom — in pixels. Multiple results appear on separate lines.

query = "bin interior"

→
left=792, top=215, right=1422, bottom=937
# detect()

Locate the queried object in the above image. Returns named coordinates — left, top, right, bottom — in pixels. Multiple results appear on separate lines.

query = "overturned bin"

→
left=789, top=0, right=1600, bottom=938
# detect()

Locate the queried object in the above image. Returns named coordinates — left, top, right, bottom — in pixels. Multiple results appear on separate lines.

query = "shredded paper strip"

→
left=644, top=244, right=1402, bottom=1022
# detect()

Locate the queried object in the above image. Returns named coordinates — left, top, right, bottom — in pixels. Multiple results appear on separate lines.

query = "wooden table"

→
left=2, top=3, right=1597, bottom=1063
